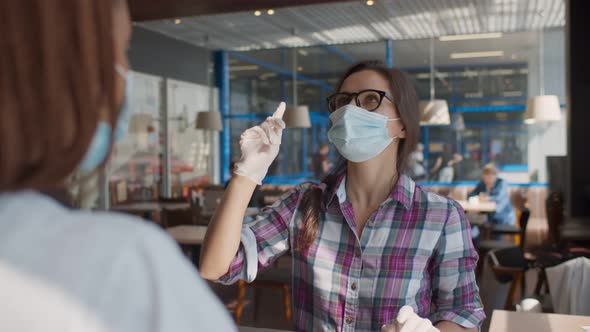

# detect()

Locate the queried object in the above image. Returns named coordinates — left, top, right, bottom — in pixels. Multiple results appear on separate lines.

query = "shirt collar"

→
left=325, top=173, right=415, bottom=210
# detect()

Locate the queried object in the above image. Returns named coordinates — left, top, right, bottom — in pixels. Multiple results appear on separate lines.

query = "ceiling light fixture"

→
left=267, top=9, right=275, bottom=15
left=174, top=18, right=181, bottom=24
left=450, top=51, right=504, bottom=59
left=439, top=32, right=502, bottom=41
left=297, top=49, right=309, bottom=56
left=525, top=30, right=561, bottom=124
left=366, top=0, right=375, bottom=6
left=254, top=10, right=262, bottom=16
left=420, top=33, right=450, bottom=126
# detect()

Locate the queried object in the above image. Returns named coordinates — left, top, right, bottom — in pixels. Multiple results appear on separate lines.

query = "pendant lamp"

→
left=525, top=30, right=561, bottom=124
left=420, top=37, right=450, bottom=126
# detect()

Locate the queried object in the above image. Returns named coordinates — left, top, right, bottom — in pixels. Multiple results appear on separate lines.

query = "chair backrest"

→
left=161, top=208, right=197, bottom=228
left=188, top=188, right=200, bottom=208
left=202, top=187, right=224, bottom=213
left=158, top=196, right=187, bottom=203
left=487, top=247, right=528, bottom=283
left=519, top=208, right=531, bottom=249
left=545, top=191, right=564, bottom=245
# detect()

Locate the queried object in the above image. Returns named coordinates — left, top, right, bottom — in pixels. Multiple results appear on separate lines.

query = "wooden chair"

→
left=480, top=208, right=530, bottom=252
left=489, top=190, right=527, bottom=243
left=161, top=208, right=197, bottom=228
left=202, top=186, right=225, bottom=214
left=487, top=246, right=529, bottom=310
left=477, top=209, right=530, bottom=279
left=545, top=191, right=564, bottom=246
left=158, top=196, right=187, bottom=203
left=235, top=263, right=292, bottom=325
left=161, top=208, right=200, bottom=264
left=187, top=188, right=207, bottom=225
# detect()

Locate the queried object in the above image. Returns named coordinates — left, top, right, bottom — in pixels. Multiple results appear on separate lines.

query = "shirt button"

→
left=351, top=282, right=358, bottom=290
left=355, top=250, right=361, bottom=258
left=345, top=316, right=353, bottom=324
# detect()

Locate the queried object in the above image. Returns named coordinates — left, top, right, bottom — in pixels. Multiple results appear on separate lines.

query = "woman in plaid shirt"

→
left=201, top=61, right=485, bottom=332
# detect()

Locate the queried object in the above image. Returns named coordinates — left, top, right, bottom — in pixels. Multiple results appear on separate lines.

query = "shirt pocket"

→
left=371, top=250, right=432, bottom=303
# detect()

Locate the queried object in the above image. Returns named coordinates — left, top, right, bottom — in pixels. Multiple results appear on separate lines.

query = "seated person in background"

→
left=0, top=1, right=235, bottom=331
left=407, top=142, right=426, bottom=180
left=468, top=164, right=516, bottom=243
left=429, top=145, right=462, bottom=182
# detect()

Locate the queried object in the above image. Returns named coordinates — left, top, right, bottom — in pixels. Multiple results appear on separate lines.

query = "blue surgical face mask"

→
left=327, top=104, right=401, bottom=163
left=79, top=65, right=132, bottom=172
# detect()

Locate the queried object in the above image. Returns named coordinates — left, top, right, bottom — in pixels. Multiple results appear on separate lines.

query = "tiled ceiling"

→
left=139, top=0, right=565, bottom=51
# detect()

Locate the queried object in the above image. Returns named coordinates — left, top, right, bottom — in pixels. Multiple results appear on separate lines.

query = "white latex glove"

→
left=234, top=102, right=286, bottom=184
left=381, top=306, right=440, bottom=332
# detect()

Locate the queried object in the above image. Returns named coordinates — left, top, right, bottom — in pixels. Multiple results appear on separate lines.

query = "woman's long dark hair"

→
left=297, top=60, right=419, bottom=248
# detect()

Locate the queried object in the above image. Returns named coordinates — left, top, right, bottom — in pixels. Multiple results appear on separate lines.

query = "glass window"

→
left=109, top=72, right=163, bottom=203
left=167, top=79, right=217, bottom=197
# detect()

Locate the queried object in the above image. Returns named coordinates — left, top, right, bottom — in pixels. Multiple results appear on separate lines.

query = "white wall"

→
left=527, top=28, right=567, bottom=183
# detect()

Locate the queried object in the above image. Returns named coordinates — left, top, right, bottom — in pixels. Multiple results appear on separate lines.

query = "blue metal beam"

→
left=214, top=50, right=231, bottom=184
left=385, top=39, right=393, bottom=68
left=464, top=121, right=526, bottom=127
left=322, top=44, right=356, bottom=63
left=450, top=105, right=526, bottom=113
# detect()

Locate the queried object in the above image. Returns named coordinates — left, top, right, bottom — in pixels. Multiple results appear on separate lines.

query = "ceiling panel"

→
left=140, top=0, right=564, bottom=52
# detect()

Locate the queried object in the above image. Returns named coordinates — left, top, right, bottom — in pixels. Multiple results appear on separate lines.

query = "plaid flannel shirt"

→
left=218, top=174, right=485, bottom=331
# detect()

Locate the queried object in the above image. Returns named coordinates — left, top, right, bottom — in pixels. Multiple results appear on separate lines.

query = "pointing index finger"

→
left=272, top=102, right=286, bottom=119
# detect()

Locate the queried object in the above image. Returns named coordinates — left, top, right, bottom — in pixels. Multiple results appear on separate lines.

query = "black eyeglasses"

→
left=327, top=89, right=395, bottom=113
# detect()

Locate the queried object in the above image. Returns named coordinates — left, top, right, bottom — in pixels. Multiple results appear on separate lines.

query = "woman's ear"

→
left=398, top=126, right=407, bottom=139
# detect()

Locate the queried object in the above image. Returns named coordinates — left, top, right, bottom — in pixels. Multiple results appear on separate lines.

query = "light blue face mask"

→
left=327, top=104, right=400, bottom=163
left=79, top=65, right=132, bottom=172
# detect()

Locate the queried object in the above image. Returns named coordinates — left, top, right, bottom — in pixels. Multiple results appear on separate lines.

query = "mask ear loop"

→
left=387, top=118, right=402, bottom=140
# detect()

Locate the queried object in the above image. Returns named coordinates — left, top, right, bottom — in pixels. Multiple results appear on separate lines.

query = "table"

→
left=166, top=225, right=208, bottom=245
left=456, top=200, right=496, bottom=213
left=112, top=201, right=190, bottom=213
left=489, top=310, right=590, bottom=332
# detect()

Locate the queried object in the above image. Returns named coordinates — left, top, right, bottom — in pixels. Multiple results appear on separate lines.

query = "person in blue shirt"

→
left=0, top=1, right=236, bottom=331
left=468, top=164, right=516, bottom=244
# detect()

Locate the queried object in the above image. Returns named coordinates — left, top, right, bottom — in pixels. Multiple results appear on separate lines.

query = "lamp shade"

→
left=419, top=100, right=450, bottom=126
left=195, top=111, right=223, bottom=131
left=128, top=113, right=154, bottom=134
left=284, top=105, right=311, bottom=128
left=524, top=95, right=561, bottom=124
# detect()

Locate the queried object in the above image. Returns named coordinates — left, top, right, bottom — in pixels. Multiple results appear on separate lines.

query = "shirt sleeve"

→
left=429, top=201, right=486, bottom=329
left=489, top=180, right=511, bottom=210
left=101, top=224, right=237, bottom=332
left=217, top=184, right=306, bottom=285
left=468, top=182, right=484, bottom=198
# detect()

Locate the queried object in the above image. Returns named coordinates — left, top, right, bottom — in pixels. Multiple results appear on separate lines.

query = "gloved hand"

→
left=234, top=102, right=286, bottom=184
left=381, top=306, right=440, bottom=332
